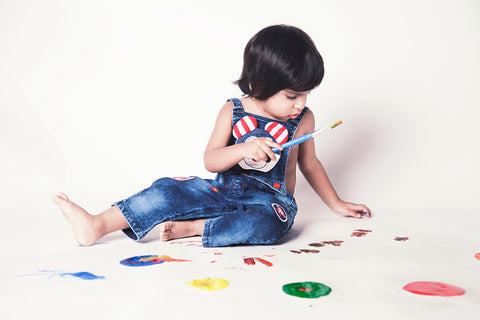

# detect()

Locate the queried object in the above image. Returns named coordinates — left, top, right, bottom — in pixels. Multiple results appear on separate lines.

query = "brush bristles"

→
left=329, top=120, right=342, bottom=128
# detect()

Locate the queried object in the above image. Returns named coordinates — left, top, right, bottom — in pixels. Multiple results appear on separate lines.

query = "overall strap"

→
left=229, top=98, right=243, bottom=111
left=285, top=106, right=309, bottom=139
left=288, top=107, right=308, bottom=127
left=228, top=98, right=245, bottom=125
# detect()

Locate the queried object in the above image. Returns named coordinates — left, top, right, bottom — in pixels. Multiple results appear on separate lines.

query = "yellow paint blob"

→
left=185, top=278, right=229, bottom=291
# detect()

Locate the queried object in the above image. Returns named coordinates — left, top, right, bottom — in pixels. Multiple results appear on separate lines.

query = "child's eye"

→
left=287, top=95, right=297, bottom=100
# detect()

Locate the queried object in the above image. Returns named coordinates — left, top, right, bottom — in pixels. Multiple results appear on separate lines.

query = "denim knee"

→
left=202, top=202, right=294, bottom=247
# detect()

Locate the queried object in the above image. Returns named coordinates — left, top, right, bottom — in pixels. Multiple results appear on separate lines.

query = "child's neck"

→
left=240, top=97, right=284, bottom=122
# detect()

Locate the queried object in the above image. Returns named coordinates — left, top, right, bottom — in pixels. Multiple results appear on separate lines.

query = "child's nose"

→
left=294, top=102, right=305, bottom=110
left=294, top=96, right=307, bottom=110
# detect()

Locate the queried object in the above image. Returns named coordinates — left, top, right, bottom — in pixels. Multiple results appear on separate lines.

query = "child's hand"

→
left=242, top=137, right=282, bottom=162
left=330, top=200, right=372, bottom=219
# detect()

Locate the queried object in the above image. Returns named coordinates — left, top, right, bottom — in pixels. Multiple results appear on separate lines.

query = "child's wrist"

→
left=327, top=198, right=343, bottom=211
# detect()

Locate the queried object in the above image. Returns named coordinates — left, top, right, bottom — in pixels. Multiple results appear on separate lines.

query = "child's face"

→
left=260, top=89, right=310, bottom=121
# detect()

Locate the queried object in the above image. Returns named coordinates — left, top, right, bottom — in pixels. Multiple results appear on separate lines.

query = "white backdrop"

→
left=1, top=2, right=480, bottom=319
left=1, top=0, right=479, bottom=220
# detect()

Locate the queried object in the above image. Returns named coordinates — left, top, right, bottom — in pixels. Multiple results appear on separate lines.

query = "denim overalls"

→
left=114, top=98, right=308, bottom=247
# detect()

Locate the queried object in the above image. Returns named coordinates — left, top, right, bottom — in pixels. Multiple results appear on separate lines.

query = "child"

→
left=53, top=25, right=371, bottom=247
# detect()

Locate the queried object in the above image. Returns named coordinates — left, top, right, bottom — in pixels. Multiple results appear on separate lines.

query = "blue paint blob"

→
left=59, top=272, right=105, bottom=280
left=120, top=255, right=167, bottom=267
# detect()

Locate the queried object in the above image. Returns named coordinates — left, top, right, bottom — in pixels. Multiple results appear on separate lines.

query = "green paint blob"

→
left=282, top=282, right=331, bottom=298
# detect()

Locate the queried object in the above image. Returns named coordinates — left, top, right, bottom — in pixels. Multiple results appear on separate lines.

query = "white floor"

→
left=1, top=189, right=478, bottom=320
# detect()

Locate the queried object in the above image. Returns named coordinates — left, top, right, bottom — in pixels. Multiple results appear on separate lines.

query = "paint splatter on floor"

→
left=224, top=266, right=247, bottom=271
left=282, top=282, right=332, bottom=298
left=351, top=229, right=372, bottom=237
left=290, top=249, right=320, bottom=254
left=186, top=278, right=229, bottom=291
left=309, top=240, right=344, bottom=247
left=59, top=272, right=105, bottom=280
left=475, top=253, right=480, bottom=261
left=394, top=237, right=409, bottom=241
left=255, top=257, right=273, bottom=266
left=2, top=270, right=105, bottom=282
left=120, top=255, right=168, bottom=266
left=243, top=257, right=273, bottom=266
left=120, top=255, right=191, bottom=267
left=403, top=281, right=465, bottom=296
left=170, top=240, right=203, bottom=247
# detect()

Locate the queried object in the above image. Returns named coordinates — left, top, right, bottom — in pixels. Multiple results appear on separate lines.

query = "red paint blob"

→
left=351, top=229, right=372, bottom=237
left=297, top=287, right=313, bottom=293
left=243, top=257, right=274, bottom=267
left=273, top=183, right=281, bottom=188
left=475, top=253, right=480, bottom=261
left=254, top=257, right=273, bottom=267
left=403, top=281, right=465, bottom=297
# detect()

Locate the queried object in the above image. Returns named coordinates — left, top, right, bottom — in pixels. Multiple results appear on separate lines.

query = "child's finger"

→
left=355, top=204, right=372, bottom=218
left=350, top=206, right=369, bottom=219
left=270, top=141, right=283, bottom=151
left=360, top=211, right=370, bottom=218
left=338, top=207, right=362, bottom=218
left=256, top=139, right=279, bottom=162
left=351, top=209, right=363, bottom=218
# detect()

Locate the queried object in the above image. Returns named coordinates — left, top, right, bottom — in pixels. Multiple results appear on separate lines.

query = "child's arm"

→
left=298, top=111, right=371, bottom=218
left=204, top=102, right=282, bottom=173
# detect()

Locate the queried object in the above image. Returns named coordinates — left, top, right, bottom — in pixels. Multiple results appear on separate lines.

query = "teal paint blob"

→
left=282, top=282, right=331, bottom=298
left=59, top=272, right=105, bottom=280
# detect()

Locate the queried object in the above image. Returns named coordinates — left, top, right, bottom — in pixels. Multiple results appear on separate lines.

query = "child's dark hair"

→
left=235, top=25, right=324, bottom=100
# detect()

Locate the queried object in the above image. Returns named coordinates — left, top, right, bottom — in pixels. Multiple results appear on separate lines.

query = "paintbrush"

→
left=271, top=120, right=343, bottom=152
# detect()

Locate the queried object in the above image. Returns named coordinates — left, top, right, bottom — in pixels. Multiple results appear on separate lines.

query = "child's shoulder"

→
left=296, top=108, right=315, bottom=136
left=217, top=100, right=235, bottom=117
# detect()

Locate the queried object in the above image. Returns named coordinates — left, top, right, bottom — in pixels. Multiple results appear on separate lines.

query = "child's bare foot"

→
left=52, top=193, right=102, bottom=246
left=159, top=219, right=205, bottom=242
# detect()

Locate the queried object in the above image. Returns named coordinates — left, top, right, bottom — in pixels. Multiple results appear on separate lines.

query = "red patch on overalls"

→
left=265, top=122, right=289, bottom=145
left=232, top=116, right=257, bottom=139
left=271, top=203, right=287, bottom=222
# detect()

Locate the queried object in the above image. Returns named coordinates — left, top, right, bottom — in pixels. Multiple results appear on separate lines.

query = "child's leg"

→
left=53, top=193, right=129, bottom=246
left=158, top=219, right=206, bottom=242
